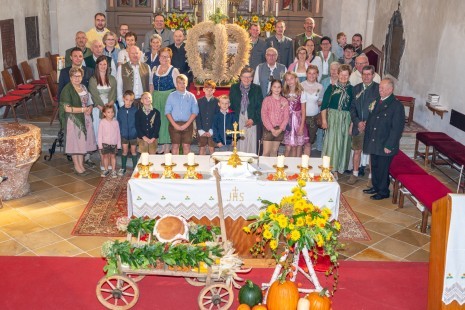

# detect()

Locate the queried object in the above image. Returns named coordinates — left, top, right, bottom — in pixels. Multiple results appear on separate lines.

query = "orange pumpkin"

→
left=252, top=304, right=267, bottom=310
left=266, top=280, right=299, bottom=310
left=237, top=304, right=251, bottom=310
left=306, top=289, right=332, bottom=310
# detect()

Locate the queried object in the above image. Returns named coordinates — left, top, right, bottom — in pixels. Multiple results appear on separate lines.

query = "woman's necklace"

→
left=158, top=65, right=169, bottom=75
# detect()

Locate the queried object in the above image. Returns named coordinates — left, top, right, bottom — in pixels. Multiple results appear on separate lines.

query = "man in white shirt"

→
left=350, top=55, right=381, bottom=86
left=117, top=46, right=151, bottom=108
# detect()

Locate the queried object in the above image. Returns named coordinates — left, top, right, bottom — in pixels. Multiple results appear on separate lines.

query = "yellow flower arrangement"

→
left=165, top=12, right=195, bottom=31
left=261, top=15, right=277, bottom=33
left=243, top=181, right=341, bottom=267
left=235, top=15, right=250, bottom=30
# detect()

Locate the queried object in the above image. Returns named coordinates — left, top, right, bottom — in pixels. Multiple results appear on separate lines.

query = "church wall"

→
left=0, top=0, right=51, bottom=74
left=50, top=0, right=106, bottom=56
left=372, top=0, right=465, bottom=143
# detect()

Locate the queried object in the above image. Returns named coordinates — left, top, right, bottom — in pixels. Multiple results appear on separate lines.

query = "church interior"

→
left=0, top=0, right=464, bottom=309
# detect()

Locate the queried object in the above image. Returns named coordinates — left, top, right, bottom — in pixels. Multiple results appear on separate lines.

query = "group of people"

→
left=58, top=12, right=404, bottom=200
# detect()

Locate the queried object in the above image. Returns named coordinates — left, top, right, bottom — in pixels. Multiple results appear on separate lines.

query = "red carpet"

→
left=0, top=256, right=428, bottom=309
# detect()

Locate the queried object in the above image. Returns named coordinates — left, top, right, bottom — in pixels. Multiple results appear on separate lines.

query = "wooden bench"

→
left=397, top=174, right=452, bottom=233
left=414, top=132, right=454, bottom=166
left=431, top=141, right=465, bottom=192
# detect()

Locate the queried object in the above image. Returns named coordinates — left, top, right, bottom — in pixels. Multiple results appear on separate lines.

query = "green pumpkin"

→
left=239, top=280, right=263, bottom=307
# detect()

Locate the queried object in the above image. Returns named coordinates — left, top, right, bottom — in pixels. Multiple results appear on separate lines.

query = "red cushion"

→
left=435, top=141, right=464, bottom=157
left=9, top=90, right=33, bottom=96
left=416, top=132, right=454, bottom=144
left=390, top=161, right=426, bottom=178
left=398, top=174, right=452, bottom=211
left=17, top=84, right=35, bottom=90
left=0, top=95, right=23, bottom=102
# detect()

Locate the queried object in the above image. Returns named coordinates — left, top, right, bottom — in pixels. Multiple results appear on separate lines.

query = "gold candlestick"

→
left=161, top=163, right=177, bottom=179
left=318, top=165, right=334, bottom=182
left=272, top=165, right=288, bottom=181
left=226, top=122, right=245, bottom=168
left=297, top=165, right=313, bottom=181
left=183, top=163, right=199, bottom=179
left=137, top=162, right=153, bottom=178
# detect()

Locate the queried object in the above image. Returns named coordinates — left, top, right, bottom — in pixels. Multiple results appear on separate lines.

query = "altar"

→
left=127, top=155, right=340, bottom=256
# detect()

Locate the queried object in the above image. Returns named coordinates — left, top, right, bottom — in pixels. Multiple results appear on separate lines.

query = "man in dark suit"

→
left=348, top=65, right=379, bottom=185
left=168, top=30, right=192, bottom=83
left=265, top=20, right=294, bottom=68
left=58, top=48, right=94, bottom=100
left=84, top=40, right=116, bottom=77
left=294, top=17, right=322, bottom=53
left=363, top=78, right=405, bottom=200
left=248, top=23, right=266, bottom=71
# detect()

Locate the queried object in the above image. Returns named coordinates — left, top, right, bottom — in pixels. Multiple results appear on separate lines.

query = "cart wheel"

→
left=185, top=276, right=207, bottom=287
left=198, top=283, right=233, bottom=310
left=126, top=273, right=145, bottom=283
left=96, top=275, right=139, bottom=310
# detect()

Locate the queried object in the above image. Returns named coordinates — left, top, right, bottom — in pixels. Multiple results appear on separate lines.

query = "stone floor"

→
left=0, top=96, right=461, bottom=263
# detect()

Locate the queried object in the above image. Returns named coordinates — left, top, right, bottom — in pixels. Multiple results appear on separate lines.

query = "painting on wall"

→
left=25, top=16, right=40, bottom=60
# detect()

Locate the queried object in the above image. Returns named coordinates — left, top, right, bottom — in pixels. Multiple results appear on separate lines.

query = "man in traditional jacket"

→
left=248, top=23, right=266, bottom=71
left=253, top=47, right=287, bottom=97
left=294, top=17, right=322, bottom=53
left=363, top=78, right=405, bottom=200
left=265, top=20, right=294, bottom=68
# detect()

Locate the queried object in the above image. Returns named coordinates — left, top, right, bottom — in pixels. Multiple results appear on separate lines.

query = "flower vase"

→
left=266, top=31, right=271, bottom=38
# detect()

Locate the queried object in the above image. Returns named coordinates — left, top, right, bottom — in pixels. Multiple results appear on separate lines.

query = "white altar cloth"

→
left=127, top=155, right=340, bottom=221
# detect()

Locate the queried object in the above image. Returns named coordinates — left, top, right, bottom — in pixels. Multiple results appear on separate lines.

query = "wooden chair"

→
left=49, top=54, right=60, bottom=72
left=1, top=69, right=39, bottom=115
left=19, top=61, right=48, bottom=91
left=362, top=44, right=384, bottom=78
left=45, top=73, right=60, bottom=125
left=395, top=95, right=415, bottom=125
left=0, top=81, right=28, bottom=121
left=10, top=65, right=47, bottom=108
left=36, top=57, right=53, bottom=78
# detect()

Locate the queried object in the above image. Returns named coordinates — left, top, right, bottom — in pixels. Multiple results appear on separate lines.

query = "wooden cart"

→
left=96, top=169, right=249, bottom=309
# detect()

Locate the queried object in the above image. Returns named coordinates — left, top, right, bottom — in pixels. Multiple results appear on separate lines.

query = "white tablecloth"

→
left=442, top=194, right=465, bottom=305
left=127, top=155, right=340, bottom=221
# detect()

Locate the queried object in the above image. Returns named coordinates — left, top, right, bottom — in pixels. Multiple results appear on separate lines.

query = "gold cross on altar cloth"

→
left=226, top=122, right=244, bottom=149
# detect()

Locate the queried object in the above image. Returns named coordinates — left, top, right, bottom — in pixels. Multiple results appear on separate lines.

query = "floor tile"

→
left=72, top=189, right=96, bottom=201
left=32, top=212, right=75, bottom=229
left=358, top=229, right=386, bottom=246
left=0, top=230, right=11, bottom=242
left=1, top=219, right=45, bottom=237
left=338, top=241, right=368, bottom=257
left=43, top=174, right=78, bottom=186
left=363, top=219, right=404, bottom=236
left=353, top=211, right=374, bottom=224
left=61, top=204, right=87, bottom=219
left=15, top=230, right=63, bottom=250
left=31, top=168, right=64, bottom=179
left=30, top=162, right=50, bottom=172
left=0, top=239, right=29, bottom=255
left=50, top=222, right=77, bottom=239
left=390, top=228, right=431, bottom=247
left=15, top=202, right=57, bottom=218
left=58, top=181, right=95, bottom=194
left=46, top=195, right=86, bottom=210
left=67, top=236, right=110, bottom=252
left=34, top=240, right=83, bottom=256
left=371, top=237, right=418, bottom=258
left=0, top=209, right=29, bottom=226
left=30, top=180, right=54, bottom=192
left=31, top=188, right=70, bottom=201
left=351, top=248, right=402, bottom=261
left=3, top=195, right=42, bottom=208
left=404, top=249, right=430, bottom=262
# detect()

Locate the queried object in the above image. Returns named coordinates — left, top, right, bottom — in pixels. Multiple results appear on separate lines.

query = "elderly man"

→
left=248, top=23, right=266, bottom=70
left=350, top=55, right=381, bottom=86
left=86, top=13, right=109, bottom=48
left=363, top=78, right=405, bottom=200
left=118, top=24, right=129, bottom=49
left=253, top=47, right=287, bottom=97
left=168, top=30, right=192, bottom=83
left=352, top=33, right=363, bottom=57
left=265, top=20, right=294, bottom=68
left=84, top=40, right=117, bottom=77
left=117, top=45, right=151, bottom=108
left=347, top=65, right=379, bottom=185
left=64, top=31, right=92, bottom=67
left=143, top=14, right=174, bottom=52
left=294, top=17, right=322, bottom=52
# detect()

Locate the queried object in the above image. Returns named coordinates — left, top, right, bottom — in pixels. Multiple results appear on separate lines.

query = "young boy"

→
left=98, top=106, right=121, bottom=178
left=196, top=80, right=219, bottom=155
left=333, top=32, right=347, bottom=60
left=212, top=95, right=236, bottom=152
left=135, top=92, right=161, bottom=154
left=165, top=74, right=199, bottom=155
left=117, top=90, right=138, bottom=176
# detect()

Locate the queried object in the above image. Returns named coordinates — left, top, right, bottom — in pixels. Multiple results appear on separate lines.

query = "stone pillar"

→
left=0, top=123, right=41, bottom=200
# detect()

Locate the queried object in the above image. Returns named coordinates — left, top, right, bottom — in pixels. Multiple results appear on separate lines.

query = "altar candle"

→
left=166, top=0, right=169, bottom=12
left=180, top=0, right=183, bottom=11
left=262, top=0, right=265, bottom=15
left=187, top=152, right=195, bottom=165
left=153, top=0, right=157, bottom=13
left=322, top=156, right=330, bottom=168
left=248, top=0, right=252, bottom=12
left=275, top=0, right=278, bottom=17
left=309, top=172, right=314, bottom=178
left=301, top=155, right=309, bottom=168
left=277, top=155, right=285, bottom=168
left=165, top=153, right=172, bottom=165
left=141, top=152, right=149, bottom=166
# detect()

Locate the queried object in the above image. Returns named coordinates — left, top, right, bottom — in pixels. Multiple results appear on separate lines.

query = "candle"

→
left=166, top=0, right=169, bottom=12
left=262, top=0, right=265, bottom=15
left=187, top=152, right=195, bottom=165
left=301, top=155, right=309, bottom=168
left=248, top=0, right=252, bottom=12
left=153, top=0, right=157, bottom=13
left=180, top=0, right=183, bottom=11
left=165, top=153, right=172, bottom=165
left=277, top=155, right=285, bottom=168
left=275, top=0, right=278, bottom=17
left=141, top=152, right=149, bottom=166
left=322, top=156, right=330, bottom=168
left=309, top=172, right=314, bottom=178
